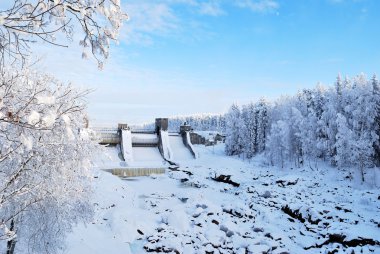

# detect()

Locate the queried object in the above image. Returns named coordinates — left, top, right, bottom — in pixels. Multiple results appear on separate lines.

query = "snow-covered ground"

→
left=66, top=144, right=380, bottom=254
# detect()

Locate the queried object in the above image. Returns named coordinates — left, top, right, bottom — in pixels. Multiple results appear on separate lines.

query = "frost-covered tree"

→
left=347, top=74, right=378, bottom=180
left=335, top=113, right=355, bottom=168
left=255, top=99, right=269, bottom=153
left=240, top=103, right=257, bottom=158
left=312, top=84, right=328, bottom=161
left=320, top=86, right=339, bottom=165
left=371, top=74, right=380, bottom=165
left=238, top=99, right=270, bottom=159
left=0, top=0, right=127, bottom=68
left=266, top=120, right=290, bottom=168
left=0, top=68, right=98, bottom=253
left=225, top=104, right=244, bottom=156
left=289, top=107, right=304, bottom=167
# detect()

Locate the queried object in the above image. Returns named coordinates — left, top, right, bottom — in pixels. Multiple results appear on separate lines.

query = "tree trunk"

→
left=360, top=161, right=365, bottom=183
left=7, top=220, right=16, bottom=254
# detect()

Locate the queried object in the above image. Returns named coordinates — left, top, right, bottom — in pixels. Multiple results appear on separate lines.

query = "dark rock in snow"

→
left=226, top=230, right=234, bottom=237
left=178, top=197, right=188, bottom=203
left=281, top=205, right=321, bottom=225
left=276, top=178, right=299, bottom=187
left=210, top=174, right=240, bottom=187
left=220, top=225, right=228, bottom=232
left=304, top=234, right=380, bottom=250
left=261, top=190, right=271, bottom=198
left=196, top=204, right=208, bottom=209
left=223, top=208, right=243, bottom=218
left=212, top=219, right=219, bottom=225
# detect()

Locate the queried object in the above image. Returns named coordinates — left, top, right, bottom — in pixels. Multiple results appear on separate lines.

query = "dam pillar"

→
left=155, top=118, right=168, bottom=132
left=118, top=123, right=129, bottom=130
left=180, top=123, right=191, bottom=134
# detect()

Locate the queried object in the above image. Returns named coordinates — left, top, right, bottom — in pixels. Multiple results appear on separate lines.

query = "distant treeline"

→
left=142, top=114, right=226, bottom=132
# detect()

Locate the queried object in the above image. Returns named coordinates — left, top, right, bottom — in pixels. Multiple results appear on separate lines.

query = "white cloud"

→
left=117, top=0, right=281, bottom=45
left=121, top=2, right=179, bottom=45
left=198, top=1, right=225, bottom=16
left=235, top=0, right=279, bottom=13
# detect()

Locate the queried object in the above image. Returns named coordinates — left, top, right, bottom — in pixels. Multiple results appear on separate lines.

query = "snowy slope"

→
left=66, top=144, right=380, bottom=254
left=169, top=134, right=193, bottom=161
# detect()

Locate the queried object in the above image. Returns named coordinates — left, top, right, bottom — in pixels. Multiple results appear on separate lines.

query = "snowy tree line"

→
left=167, top=114, right=226, bottom=132
left=225, top=74, right=380, bottom=179
left=225, top=99, right=269, bottom=158
left=141, top=114, right=226, bottom=132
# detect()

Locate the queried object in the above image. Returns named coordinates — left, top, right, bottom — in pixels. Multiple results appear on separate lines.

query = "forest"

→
left=225, top=74, right=380, bottom=181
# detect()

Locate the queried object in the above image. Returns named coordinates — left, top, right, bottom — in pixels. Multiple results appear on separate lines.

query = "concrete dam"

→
left=95, top=118, right=197, bottom=177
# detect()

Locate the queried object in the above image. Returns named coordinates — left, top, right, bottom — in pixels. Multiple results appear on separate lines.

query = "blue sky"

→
left=36, top=0, right=380, bottom=125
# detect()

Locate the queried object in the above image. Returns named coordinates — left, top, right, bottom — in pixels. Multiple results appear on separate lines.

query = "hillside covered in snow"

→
left=66, top=144, right=380, bottom=254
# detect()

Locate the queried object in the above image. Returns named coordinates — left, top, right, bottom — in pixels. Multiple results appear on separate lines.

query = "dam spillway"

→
left=94, top=118, right=197, bottom=177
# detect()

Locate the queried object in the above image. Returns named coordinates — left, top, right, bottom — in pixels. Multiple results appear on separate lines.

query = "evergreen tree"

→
left=225, top=104, right=244, bottom=156
left=371, top=74, right=380, bottom=165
